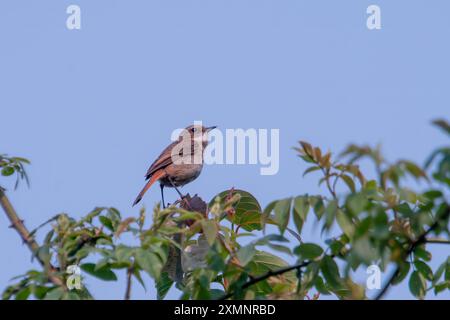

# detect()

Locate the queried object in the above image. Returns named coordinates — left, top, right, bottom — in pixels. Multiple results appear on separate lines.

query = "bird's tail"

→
left=132, top=170, right=165, bottom=206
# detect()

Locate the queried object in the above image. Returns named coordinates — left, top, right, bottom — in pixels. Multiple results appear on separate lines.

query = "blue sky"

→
left=0, top=1, right=449, bottom=299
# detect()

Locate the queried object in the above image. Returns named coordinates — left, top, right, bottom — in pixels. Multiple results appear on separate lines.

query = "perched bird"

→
left=133, top=124, right=216, bottom=207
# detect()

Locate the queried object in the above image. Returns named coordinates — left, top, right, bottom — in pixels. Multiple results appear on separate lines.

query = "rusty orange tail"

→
left=132, top=170, right=166, bottom=206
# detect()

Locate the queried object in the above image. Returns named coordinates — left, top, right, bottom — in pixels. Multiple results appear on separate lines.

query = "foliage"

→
left=0, top=155, right=30, bottom=189
left=1, top=120, right=449, bottom=300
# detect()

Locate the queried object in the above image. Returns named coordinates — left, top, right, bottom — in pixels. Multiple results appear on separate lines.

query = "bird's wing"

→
left=145, top=140, right=202, bottom=180
left=145, top=140, right=178, bottom=179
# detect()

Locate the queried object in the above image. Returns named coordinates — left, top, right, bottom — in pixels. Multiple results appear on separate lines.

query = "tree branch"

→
left=424, top=237, right=450, bottom=245
left=218, top=260, right=311, bottom=300
left=374, top=204, right=450, bottom=300
left=124, top=266, right=133, bottom=300
left=0, top=187, right=64, bottom=287
left=322, top=168, right=338, bottom=201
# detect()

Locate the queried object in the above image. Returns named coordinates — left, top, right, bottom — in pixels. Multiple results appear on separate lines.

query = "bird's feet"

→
left=171, top=194, right=194, bottom=211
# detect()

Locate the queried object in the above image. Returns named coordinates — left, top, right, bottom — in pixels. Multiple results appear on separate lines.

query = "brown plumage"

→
left=133, top=125, right=216, bottom=207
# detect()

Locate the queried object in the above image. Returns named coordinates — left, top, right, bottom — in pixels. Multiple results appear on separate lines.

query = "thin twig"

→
left=321, top=168, right=338, bottom=201
left=374, top=205, right=450, bottom=300
left=124, top=266, right=133, bottom=300
left=0, top=188, right=64, bottom=287
left=424, top=237, right=450, bottom=245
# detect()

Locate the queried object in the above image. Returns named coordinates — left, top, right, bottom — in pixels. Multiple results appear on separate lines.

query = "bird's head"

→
left=181, top=124, right=217, bottom=143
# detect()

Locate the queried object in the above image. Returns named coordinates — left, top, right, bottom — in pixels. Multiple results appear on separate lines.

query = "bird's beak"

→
left=206, top=126, right=217, bottom=132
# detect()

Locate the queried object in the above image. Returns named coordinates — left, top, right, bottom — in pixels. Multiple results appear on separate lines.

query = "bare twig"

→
left=124, top=266, right=133, bottom=300
left=424, top=237, right=450, bottom=245
left=322, top=168, right=338, bottom=201
left=0, top=188, right=64, bottom=287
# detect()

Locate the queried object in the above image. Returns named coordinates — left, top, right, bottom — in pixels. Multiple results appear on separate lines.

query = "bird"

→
left=133, top=124, right=217, bottom=207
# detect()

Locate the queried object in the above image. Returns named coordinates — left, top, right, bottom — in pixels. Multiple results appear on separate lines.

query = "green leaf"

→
left=208, top=250, right=226, bottom=272
left=1, top=166, right=14, bottom=176
left=364, top=180, right=378, bottom=191
left=44, top=287, right=65, bottom=300
left=254, top=234, right=288, bottom=245
left=303, top=166, right=321, bottom=177
left=414, top=261, right=433, bottom=281
left=445, top=257, right=450, bottom=281
left=80, top=263, right=118, bottom=281
left=134, top=248, right=163, bottom=280
left=156, top=272, right=173, bottom=300
left=423, top=190, right=443, bottom=200
left=298, top=262, right=320, bottom=294
left=310, top=196, right=325, bottom=219
left=432, top=261, right=446, bottom=285
left=341, top=174, right=356, bottom=193
left=262, top=200, right=277, bottom=230
left=432, top=119, right=450, bottom=135
left=328, top=239, right=345, bottom=257
left=249, top=251, right=296, bottom=283
left=324, top=200, right=338, bottom=230
left=210, top=189, right=261, bottom=226
left=133, top=269, right=147, bottom=291
left=107, top=207, right=122, bottom=229
left=336, top=209, right=354, bottom=237
left=409, top=271, right=426, bottom=299
left=273, top=198, right=292, bottom=234
left=395, top=203, right=414, bottom=217
left=314, top=276, right=330, bottom=295
left=354, top=216, right=372, bottom=238
left=84, top=207, right=105, bottom=224
left=201, top=220, right=218, bottom=246
left=31, top=286, right=50, bottom=300
left=346, top=194, right=368, bottom=216
left=99, top=216, right=114, bottom=231
left=293, top=196, right=309, bottom=234
left=237, top=244, right=256, bottom=267
left=43, top=229, right=54, bottom=245
left=210, top=289, right=226, bottom=299
left=373, top=210, right=389, bottom=239
left=94, top=258, right=109, bottom=271
left=392, top=262, right=411, bottom=285
left=234, top=210, right=263, bottom=231
left=36, top=245, right=51, bottom=265
left=293, top=196, right=309, bottom=221
left=62, top=291, right=81, bottom=300
left=11, top=156, right=31, bottom=164
left=353, top=237, right=378, bottom=265
left=75, top=246, right=92, bottom=260
left=114, top=245, right=134, bottom=264
left=320, top=256, right=341, bottom=290
left=414, top=247, right=432, bottom=262
left=300, top=155, right=315, bottom=163
left=434, top=282, right=449, bottom=294
left=176, top=212, right=203, bottom=222
left=267, top=244, right=292, bottom=256
left=403, top=161, right=427, bottom=180
left=295, top=243, right=323, bottom=260
left=15, top=287, right=31, bottom=300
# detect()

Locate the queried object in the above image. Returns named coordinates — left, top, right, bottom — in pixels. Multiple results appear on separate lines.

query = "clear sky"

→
left=0, top=0, right=449, bottom=299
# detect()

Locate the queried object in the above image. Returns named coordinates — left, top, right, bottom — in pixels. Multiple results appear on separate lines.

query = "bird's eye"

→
left=191, top=127, right=197, bottom=133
